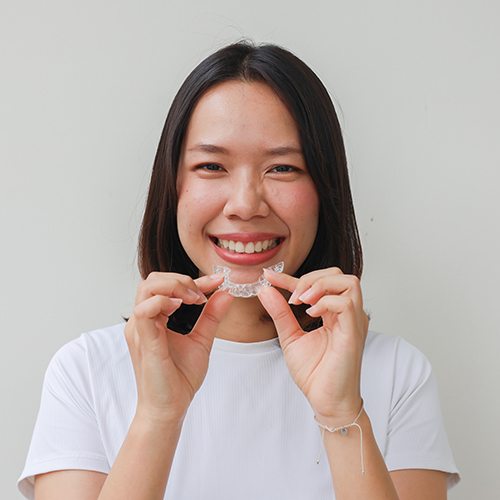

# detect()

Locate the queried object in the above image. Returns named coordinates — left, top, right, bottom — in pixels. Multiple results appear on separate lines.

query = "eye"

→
left=197, top=163, right=223, bottom=171
left=270, top=165, right=298, bottom=173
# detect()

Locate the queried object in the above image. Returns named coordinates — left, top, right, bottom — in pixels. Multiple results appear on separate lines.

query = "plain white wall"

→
left=2, top=1, right=499, bottom=498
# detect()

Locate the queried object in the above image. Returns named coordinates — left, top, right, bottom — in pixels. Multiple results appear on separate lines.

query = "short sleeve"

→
left=384, top=338, right=461, bottom=490
left=17, top=337, right=110, bottom=499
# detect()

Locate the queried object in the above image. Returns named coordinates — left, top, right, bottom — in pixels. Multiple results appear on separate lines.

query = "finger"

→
left=133, top=296, right=183, bottom=346
left=257, top=286, right=303, bottom=349
left=262, top=269, right=298, bottom=293
left=136, top=277, right=208, bottom=306
left=297, top=274, right=362, bottom=309
left=286, top=267, right=344, bottom=305
left=305, top=295, right=359, bottom=336
left=134, top=295, right=183, bottom=320
left=189, top=290, right=234, bottom=348
left=194, top=274, right=225, bottom=293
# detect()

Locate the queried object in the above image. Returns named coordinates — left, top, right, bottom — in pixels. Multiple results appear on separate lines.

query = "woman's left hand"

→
left=258, top=267, right=369, bottom=423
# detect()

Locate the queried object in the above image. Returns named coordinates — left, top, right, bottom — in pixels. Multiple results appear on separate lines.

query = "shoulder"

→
left=80, top=321, right=129, bottom=362
left=364, top=330, right=431, bottom=372
left=362, top=330, right=434, bottom=405
left=46, top=322, right=129, bottom=382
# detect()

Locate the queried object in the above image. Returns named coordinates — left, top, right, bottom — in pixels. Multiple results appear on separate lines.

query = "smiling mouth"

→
left=210, top=237, right=282, bottom=254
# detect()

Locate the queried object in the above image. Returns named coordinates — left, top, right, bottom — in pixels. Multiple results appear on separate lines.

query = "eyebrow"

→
left=187, top=143, right=303, bottom=156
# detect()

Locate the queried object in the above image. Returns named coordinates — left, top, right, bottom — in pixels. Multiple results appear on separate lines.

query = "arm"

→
left=321, top=410, right=399, bottom=499
left=97, top=414, right=184, bottom=499
left=390, top=469, right=448, bottom=500
left=259, top=269, right=450, bottom=500
left=35, top=414, right=184, bottom=500
left=98, top=414, right=183, bottom=500
left=34, top=274, right=232, bottom=500
left=321, top=410, right=448, bottom=499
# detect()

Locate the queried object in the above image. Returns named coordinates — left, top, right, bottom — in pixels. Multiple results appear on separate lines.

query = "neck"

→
left=215, top=296, right=277, bottom=343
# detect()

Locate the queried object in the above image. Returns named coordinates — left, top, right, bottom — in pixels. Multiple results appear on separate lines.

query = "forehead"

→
left=183, top=80, right=301, bottom=150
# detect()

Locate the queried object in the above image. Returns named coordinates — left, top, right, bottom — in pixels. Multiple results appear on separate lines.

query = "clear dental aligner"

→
left=213, top=261, right=284, bottom=298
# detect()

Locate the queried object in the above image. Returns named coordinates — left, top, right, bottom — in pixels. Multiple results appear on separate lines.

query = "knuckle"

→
left=297, top=276, right=312, bottom=291
left=175, top=274, right=194, bottom=285
left=275, top=308, right=290, bottom=322
left=299, top=270, right=314, bottom=281
left=133, top=303, right=148, bottom=319
left=141, top=282, right=154, bottom=298
left=163, top=273, right=192, bottom=287
left=173, top=281, right=191, bottom=295
left=298, top=268, right=320, bottom=282
left=136, top=279, right=150, bottom=298
left=348, top=275, right=360, bottom=289
left=316, top=296, right=327, bottom=308
left=315, top=277, right=328, bottom=290
left=201, top=309, right=220, bottom=325
left=349, top=274, right=360, bottom=284
left=343, top=296, right=354, bottom=308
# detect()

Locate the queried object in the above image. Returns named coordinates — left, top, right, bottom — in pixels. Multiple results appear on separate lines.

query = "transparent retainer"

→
left=213, top=261, right=284, bottom=298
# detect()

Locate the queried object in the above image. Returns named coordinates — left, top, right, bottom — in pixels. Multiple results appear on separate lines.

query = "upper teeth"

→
left=216, top=238, right=279, bottom=254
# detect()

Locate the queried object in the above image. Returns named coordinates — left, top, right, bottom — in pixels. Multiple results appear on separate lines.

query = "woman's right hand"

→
left=124, top=272, right=233, bottom=425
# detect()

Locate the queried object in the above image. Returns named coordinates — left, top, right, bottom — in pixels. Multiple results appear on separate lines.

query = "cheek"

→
left=271, top=182, right=319, bottom=229
left=177, top=183, right=223, bottom=235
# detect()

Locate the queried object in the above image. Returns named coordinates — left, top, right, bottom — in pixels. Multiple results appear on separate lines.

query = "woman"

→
left=18, top=41, right=460, bottom=499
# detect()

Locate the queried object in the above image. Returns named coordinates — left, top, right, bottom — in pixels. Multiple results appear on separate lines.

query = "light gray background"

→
left=2, top=1, right=498, bottom=498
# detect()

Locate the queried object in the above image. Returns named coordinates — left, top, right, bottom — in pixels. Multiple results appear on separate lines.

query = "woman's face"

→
left=177, top=80, right=319, bottom=284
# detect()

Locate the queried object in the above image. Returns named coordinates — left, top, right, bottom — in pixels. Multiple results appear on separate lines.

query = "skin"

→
left=34, top=80, right=449, bottom=499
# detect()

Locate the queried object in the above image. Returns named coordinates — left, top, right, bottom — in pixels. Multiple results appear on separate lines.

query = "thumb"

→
left=258, top=286, right=303, bottom=349
left=189, top=290, right=234, bottom=348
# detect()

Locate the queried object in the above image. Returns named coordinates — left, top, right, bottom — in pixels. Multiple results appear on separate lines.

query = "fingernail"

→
left=298, top=289, right=314, bottom=303
left=288, top=290, right=300, bottom=304
left=196, top=294, right=208, bottom=304
left=187, top=289, right=202, bottom=301
left=305, top=305, right=317, bottom=316
left=208, top=273, right=223, bottom=280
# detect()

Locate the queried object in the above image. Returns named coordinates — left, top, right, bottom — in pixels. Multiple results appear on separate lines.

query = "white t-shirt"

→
left=18, top=323, right=460, bottom=499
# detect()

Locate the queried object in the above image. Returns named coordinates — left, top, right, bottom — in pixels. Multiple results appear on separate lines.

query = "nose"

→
left=222, top=172, right=270, bottom=220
